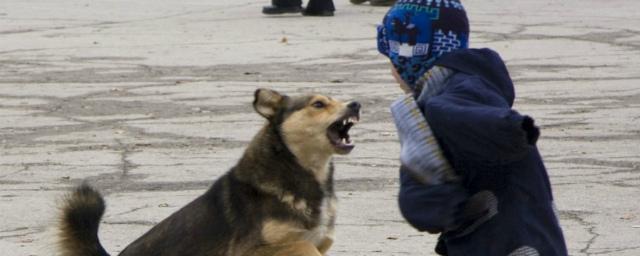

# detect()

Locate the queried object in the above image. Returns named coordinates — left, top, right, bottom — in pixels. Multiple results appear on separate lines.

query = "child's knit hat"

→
left=377, top=0, right=470, bottom=89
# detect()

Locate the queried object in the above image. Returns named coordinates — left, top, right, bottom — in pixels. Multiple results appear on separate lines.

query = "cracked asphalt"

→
left=1, top=0, right=639, bottom=255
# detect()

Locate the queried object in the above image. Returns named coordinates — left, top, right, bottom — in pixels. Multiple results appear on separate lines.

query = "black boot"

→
left=301, top=8, right=334, bottom=16
left=262, top=0, right=303, bottom=15
left=303, top=0, right=335, bottom=16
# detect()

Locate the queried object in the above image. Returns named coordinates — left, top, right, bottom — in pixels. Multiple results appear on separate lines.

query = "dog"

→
left=58, top=88, right=360, bottom=256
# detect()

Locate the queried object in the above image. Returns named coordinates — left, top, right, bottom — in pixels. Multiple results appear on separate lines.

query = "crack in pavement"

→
left=590, top=246, right=640, bottom=255
left=478, top=27, right=640, bottom=51
left=114, top=138, right=137, bottom=177
left=560, top=210, right=599, bottom=256
left=0, top=164, right=30, bottom=179
left=0, top=227, right=45, bottom=240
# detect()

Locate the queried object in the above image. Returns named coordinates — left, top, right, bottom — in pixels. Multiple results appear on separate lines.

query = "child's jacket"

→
left=396, top=48, right=568, bottom=255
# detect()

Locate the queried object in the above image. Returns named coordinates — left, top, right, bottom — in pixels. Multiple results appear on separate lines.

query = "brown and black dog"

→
left=58, top=88, right=360, bottom=256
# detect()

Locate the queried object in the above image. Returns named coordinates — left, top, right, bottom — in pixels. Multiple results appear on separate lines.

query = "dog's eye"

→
left=312, top=101, right=326, bottom=109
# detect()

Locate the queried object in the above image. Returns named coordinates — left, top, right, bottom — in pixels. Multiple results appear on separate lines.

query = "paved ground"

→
left=1, top=0, right=640, bottom=255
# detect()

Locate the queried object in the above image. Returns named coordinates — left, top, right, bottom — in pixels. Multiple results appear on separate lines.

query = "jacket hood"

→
left=435, top=48, right=515, bottom=106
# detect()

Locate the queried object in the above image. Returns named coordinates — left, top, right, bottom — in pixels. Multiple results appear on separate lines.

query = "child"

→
left=378, top=1, right=568, bottom=255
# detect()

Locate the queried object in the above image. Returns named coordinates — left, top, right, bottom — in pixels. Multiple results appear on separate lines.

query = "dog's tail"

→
left=58, top=183, right=110, bottom=256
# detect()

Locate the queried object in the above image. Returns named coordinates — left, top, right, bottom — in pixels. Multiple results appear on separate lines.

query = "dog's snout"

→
left=347, top=101, right=361, bottom=111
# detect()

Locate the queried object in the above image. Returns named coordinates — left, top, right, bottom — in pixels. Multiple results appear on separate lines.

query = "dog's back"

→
left=118, top=173, right=252, bottom=255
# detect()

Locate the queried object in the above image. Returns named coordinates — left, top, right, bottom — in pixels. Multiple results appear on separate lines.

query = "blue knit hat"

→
left=378, top=0, right=469, bottom=89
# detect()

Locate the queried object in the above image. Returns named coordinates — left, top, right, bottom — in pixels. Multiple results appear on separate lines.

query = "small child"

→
left=378, top=1, right=568, bottom=255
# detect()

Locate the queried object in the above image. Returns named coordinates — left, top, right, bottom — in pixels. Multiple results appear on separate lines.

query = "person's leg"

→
left=369, top=0, right=396, bottom=6
left=303, top=0, right=335, bottom=16
left=263, top=0, right=303, bottom=15
left=273, top=0, right=302, bottom=7
left=350, top=0, right=369, bottom=5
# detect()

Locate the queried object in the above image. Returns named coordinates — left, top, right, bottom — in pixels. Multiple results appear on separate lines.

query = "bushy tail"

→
left=58, top=184, right=110, bottom=256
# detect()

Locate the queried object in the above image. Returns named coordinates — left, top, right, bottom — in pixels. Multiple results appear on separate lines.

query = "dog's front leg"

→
left=317, top=237, right=333, bottom=255
left=250, top=241, right=322, bottom=256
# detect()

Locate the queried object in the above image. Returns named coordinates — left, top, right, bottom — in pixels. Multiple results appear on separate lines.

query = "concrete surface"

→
left=1, top=0, right=639, bottom=255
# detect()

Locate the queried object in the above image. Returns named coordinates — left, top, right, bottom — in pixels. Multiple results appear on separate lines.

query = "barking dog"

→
left=58, top=89, right=360, bottom=256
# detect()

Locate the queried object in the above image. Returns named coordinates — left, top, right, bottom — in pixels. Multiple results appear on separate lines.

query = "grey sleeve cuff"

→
left=390, top=94, right=458, bottom=185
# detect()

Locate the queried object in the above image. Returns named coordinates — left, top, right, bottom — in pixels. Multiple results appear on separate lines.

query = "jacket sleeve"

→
left=419, top=77, right=539, bottom=166
left=398, top=166, right=467, bottom=233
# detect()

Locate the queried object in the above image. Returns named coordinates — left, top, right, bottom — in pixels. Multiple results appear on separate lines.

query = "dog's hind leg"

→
left=250, top=241, right=322, bottom=256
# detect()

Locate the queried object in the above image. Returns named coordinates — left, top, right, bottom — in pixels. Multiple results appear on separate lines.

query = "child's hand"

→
left=398, top=168, right=468, bottom=233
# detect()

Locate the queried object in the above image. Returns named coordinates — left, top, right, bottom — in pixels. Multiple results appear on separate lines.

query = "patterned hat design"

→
left=378, top=0, right=469, bottom=89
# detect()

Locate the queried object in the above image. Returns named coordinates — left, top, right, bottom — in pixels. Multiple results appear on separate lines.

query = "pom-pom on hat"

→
left=378, top=0, right=470, bottom=89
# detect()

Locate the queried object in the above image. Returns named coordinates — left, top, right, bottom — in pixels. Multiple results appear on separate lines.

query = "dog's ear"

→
left=253, top=88, right=284, bottom=119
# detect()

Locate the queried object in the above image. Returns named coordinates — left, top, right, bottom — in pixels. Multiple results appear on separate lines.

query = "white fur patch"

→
left=304, top=197, right=336, bottom=246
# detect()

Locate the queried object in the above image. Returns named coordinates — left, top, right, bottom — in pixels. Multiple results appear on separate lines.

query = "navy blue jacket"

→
left=398, top=49, right=568, bottom=255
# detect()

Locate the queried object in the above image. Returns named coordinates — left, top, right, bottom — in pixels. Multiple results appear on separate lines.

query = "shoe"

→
left=262, top=5, right=303, bottom=15
left=301, top=9, right=334, bottom=17
left=350, top=0, right=368, bottom=4
left=369, top=0, right=396, bottom=6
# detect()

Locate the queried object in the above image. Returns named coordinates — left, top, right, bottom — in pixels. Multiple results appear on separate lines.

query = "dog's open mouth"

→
left=327, top=112, right=359, bottom=153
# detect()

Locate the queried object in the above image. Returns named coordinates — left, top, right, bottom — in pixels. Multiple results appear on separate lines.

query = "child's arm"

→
left=398, top=166, right=467, bottom=233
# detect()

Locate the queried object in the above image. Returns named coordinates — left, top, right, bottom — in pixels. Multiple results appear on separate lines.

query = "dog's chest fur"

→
left=304, top=195, right=336, bottom=245
left=258, top=161, right=337, bottom=249
left=302, top=162, right=337, bottom=248
left=288, top=162, right=337, bottom=246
